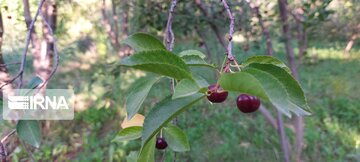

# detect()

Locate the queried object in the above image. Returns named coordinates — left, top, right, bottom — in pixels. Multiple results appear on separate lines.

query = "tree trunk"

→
left=101, top=0, right=121, bottom=52
left=248, top=2, right=292, bottom=161
left=344, top=34, right=357, bottom=57
left=292, top=8, right=307, bottom=60
left=37, top=0, right=56, bottom=89
left=0, top=9, right=15, bottom=97
left=121, top=0, right=129, bottom=39
left=118, top=0, right=132, bottom=57
left=278, top=0, right=304, bottom=162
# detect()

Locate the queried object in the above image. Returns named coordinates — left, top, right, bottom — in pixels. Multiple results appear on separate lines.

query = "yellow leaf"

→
left=121, top=114, right=145, bottom=128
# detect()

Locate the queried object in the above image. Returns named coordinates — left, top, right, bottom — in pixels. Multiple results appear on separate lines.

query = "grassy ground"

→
left=2, top=39, right=360, bottom=161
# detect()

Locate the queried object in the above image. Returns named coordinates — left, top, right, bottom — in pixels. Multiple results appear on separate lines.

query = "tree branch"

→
left=101, top=0, right=121, bottom=51
left=220, top=0, right=235, bottom=61
left=0, top=129, right=16, bottom=162
left=164, top=0, right=177, bottom=51
left=0, top=0, right=46, bottom=90
left=164, top=1, right=178, bottom=161
left=36, top=10, right=59, bottom=90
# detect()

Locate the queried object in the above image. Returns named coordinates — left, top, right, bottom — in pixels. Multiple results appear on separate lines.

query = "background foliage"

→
left=0, top=0, right=359, bottom=161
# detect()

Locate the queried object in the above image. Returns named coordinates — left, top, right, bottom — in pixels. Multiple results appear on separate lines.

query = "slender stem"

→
left=164, top=0, right=177, bottom=51
left=0, top=0, right=46, bottom=90
left=0, top=62, right=21, bottom=67
left=0, top=129, right=16, bottom=143
left=160, top=148, right=167, bottom=162
left=18, top=0, right=46, bottom=89
left=0, top=129, right=16, bottom=162
left=36, top=11, right=59, bottom=90
left=164, top=1, right=178, bottom=162
left=220, top=0, right=235, bottom=61
left=276, top=111, right=290, bottom=162
left=220, top=0, right=241, bottom=72
left=19, top=140, right=35, bottom=162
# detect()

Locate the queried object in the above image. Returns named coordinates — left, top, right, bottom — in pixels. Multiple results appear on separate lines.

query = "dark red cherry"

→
left=155, top=137, right=168, bottom=150
left=207, top=84, right=228, bottom=103
left=236, top=94, right=260, bottom=113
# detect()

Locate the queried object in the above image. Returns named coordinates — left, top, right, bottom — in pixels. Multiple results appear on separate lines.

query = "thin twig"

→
left=160, top=148, right=167, bottom=162
left=220, top=0, right=241, bottom=72
left=0, top=129, right=16, bottom=162
left=0, top=0, right=46, bottom=90
left=19, top=140, right=35, bottom=162
left=36, top=11, right=59, bottom=90
left=220, top=0, right=235, bottom=61
left=0, top=62, right=21, bottom=67
left=164, top=1, right=178, bottom=161
left=276, top=111, right=290, bottom=162
left=164, top=0, right=177, bottom=51
left=0, top=130, right=16, bottom=144
left=246, top=1, right=292, bottom=161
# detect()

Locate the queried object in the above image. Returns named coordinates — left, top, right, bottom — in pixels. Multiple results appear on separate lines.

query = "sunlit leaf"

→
left=112, top=126, right=143, bottom=142
left=163, top=125, right=190, bottom=152
left=178, top=50, right=206, bottom=59
left=119, top=50, right=192, bottom=80
left=122, top=114, right=145, bottom=128
left=123, top=33, right=165, bottom=52
left=141, top=94, right=204, bottom=146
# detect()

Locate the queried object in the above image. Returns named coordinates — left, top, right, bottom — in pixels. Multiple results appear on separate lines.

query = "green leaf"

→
left=126, top=76, right=160, bottom=120
left=137, top=136, right=156, bottom=162
left=26, top=76, right=43, bottom=89
left=242, top=56, right=291, bottom=73
left=119, top=50, right=192, bottom=80
left=163, top=125, right=190, bottom=152
left=112, top=126, right=143, bottom=142
left=16, top=120, right=41, bottom=148
left=248, top=63, right=310, bottom=111
left=219, top=72, right=269, bottom=100
left=193, top=75, right=209, bottom=93
left=181, top=55, right=216, bottom=68
left=141, top=94, right=204, bottom=146
left=172, top=79, right=200, bottom=99
left=219, top=64, right=311, bottom=117
left=178, top=50, right=206, bottom=59
left=127, top=151, right=139, bottom=162
left=123, top=33, right=165, bottom=52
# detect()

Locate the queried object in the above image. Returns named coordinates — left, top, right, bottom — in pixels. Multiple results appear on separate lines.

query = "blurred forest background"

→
left=0, top=0, right=359, bottom=161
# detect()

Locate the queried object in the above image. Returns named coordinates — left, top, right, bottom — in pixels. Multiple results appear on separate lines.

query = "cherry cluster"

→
left=155, top=84, right=261, bottom=150
left=207, top=84, right=260, bottom=113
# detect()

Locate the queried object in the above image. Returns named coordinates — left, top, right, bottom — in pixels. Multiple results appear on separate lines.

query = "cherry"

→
left=207, top=84, right=228, bottom=103
left=236, top=94, right=260, bottom=113
left=155, top=137, right=168, bottom=150
left=7, top=16, right=11, bottom=19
